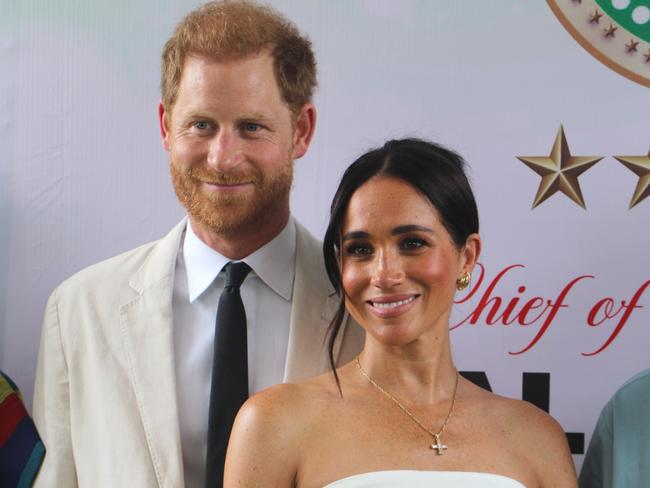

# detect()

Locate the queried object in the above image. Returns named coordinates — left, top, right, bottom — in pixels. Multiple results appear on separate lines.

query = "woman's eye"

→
left=344, top=243, right=373, bottom=257
left=400, top=238, right=427, bottom=251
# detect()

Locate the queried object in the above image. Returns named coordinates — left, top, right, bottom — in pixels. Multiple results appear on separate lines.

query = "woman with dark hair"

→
left=225, top=139, right=577, bottom=487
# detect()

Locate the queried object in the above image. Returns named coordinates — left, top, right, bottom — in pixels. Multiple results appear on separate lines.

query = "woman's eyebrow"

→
left=341, top=230, right=369, bottom=242
left=341, top=225, right=434, bottom=241
left=391, top=224, right=434, bottom=235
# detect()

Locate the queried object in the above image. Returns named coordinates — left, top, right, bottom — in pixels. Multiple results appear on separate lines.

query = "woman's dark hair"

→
left=323, top=138, right=479, bottom=390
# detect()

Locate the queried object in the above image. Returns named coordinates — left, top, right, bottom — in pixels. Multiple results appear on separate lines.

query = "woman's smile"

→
left=366, top=294, right=420, bottom=318
left=340, top=176, right=469, bottom=344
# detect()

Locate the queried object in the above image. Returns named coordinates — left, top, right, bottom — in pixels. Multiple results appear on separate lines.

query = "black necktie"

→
left=205, top=261, right=251, bottom=488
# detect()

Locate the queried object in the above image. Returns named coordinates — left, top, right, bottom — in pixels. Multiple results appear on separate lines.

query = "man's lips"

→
left=366, top=294, right=419, bottom=317
left=201, top=181, right=253, bottom=192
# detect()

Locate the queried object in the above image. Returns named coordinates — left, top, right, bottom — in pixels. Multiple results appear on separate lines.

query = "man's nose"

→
left=370, top=250, right=404, bottom=289
left=206, top=129, right=244, bottom=170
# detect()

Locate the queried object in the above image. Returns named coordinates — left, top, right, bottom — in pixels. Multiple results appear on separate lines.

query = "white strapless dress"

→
left=323, top=470, right=526, bottom=487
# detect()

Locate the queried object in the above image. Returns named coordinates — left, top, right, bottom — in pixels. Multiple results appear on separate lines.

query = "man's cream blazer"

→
left=32, top=219, right=364, bottom=487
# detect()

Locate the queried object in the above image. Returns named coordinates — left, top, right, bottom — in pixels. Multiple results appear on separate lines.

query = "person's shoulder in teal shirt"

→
left=579, top=368, right=650, bottom=488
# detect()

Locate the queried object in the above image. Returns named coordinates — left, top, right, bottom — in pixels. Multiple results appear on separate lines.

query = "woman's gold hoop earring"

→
left=456, top=272, right=471, bottom=291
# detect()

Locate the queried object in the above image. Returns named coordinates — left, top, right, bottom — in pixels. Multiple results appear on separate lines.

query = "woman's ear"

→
left=460, top=233, right=481, bottom=273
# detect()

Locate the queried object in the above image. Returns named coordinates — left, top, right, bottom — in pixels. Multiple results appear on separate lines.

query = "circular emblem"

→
left=548, top=0, right=650, bottom=87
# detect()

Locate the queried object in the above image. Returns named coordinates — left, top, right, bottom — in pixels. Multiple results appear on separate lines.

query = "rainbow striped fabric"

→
left=0, top=371, right=45, bottom=488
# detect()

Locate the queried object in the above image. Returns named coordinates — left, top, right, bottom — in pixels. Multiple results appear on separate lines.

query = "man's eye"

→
left=194, top=121, right=210, bottom=130
left=242, top=122, right=261, bottom=132
left=400, top=238, right=426, bottom=251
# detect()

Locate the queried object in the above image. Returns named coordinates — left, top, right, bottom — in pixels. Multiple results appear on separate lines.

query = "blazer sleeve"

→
left=32, top=288, right=79, bottom=488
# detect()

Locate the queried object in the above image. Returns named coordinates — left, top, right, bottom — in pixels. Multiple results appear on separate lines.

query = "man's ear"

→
left=460, top=233, right=482, bottom=274
left=291, top=103, right=317, bottom=160
left=158, top=101, right=172, bottom=152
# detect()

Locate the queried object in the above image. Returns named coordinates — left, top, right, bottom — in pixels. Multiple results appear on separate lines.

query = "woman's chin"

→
left=368, top=323, right=421, bottom=346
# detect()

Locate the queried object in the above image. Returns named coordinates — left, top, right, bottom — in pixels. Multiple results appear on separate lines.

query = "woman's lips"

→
left=366, top=294, right=419, bottom=318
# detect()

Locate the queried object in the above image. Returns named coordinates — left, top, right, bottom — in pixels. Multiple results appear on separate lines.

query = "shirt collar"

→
left=182, top=218, right=296, bottom=303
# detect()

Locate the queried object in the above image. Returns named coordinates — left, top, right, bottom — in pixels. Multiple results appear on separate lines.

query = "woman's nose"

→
left=370, top=250, right=404, bottom=288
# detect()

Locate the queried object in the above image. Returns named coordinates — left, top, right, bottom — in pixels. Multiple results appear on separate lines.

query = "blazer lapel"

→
left=120, top=220, right=186, bottom=488
left=283, top=222, right=346, bottom=382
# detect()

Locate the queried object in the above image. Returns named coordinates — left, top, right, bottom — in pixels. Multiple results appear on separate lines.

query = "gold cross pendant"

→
left=430, top=434, right=447, bottom=455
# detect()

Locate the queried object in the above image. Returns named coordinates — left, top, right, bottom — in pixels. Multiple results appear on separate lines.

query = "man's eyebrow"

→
left=180, top=111, right=272, bottom=121
left=238, top=113, right=273, bottom=122
left=391, top=225, right=434, bottom=235
left=341, top=231, right=369, bottom=242
left=182, top=111, right=214, bottom=121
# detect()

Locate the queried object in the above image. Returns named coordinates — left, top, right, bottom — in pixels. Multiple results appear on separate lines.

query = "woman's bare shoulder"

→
left=236, top=373, right=341, bottom=431
left=505, top=398, right=576, bottom=486
left=461, top=379, right=563, bottom=433
left=225, top=374, right=342, bottom=486
left=463, top=381, right=577, bottom=487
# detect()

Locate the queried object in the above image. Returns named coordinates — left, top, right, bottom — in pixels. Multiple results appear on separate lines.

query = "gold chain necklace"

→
left=355, top=355, right=459, bottom=455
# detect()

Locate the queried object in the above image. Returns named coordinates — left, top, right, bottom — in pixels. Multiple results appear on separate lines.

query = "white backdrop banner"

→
left=1, top=0, right=649, bottom=471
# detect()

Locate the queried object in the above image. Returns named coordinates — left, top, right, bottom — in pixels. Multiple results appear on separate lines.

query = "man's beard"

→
left=170, top=158, right=293, bottom=237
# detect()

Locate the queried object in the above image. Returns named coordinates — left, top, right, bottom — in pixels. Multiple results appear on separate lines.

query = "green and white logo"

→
left=548, top=0, right=650, bottom=87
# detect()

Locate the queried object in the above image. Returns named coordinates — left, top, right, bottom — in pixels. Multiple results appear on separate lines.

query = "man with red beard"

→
left=32, top=2, right=363, bottom=487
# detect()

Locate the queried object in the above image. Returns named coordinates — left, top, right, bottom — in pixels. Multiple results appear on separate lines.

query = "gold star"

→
left=589, top=10, right=603, bottom=24
left=626, top=39, right=639, bottom=53
left=517, top=126, right=603, bottom=209
left=614, top=151, right=650, bottom=208
left=604, top=24, right=618, bottom=38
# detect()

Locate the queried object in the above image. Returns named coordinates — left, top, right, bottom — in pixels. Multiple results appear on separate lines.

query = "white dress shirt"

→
left=172, top=218, right=296, bottom=488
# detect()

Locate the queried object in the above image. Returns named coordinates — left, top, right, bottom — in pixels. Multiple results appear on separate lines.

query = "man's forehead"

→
left=186, top=45, right=274, bottom=64
left=182, top=50, right=275, bottom=75
left=170, top=53, right=293, bottom=115
left=177, top=53, right=280, bottom=95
